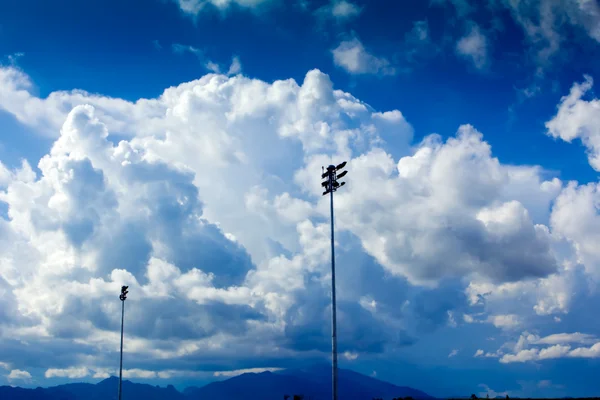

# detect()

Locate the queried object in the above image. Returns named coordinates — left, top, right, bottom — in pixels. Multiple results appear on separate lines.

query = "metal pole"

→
left=330, top=186, right=338, bottom=400
left=118, top=299, right=125, bottom=400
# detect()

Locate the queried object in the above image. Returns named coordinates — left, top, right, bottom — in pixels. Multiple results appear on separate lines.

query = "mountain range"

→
left=0, top=364, right=433, bottom=400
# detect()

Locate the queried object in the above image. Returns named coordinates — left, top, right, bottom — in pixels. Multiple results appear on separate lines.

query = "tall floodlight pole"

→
left=118, top=285, right=129, bottom=400
left=321, top=162, right=348, bottom=400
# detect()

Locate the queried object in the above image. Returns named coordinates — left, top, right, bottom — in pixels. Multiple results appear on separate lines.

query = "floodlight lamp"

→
left=322, top=190, right=330, bottom=196
left=322, top=181, right=329, bottom=188
left=340, top=182, right=346, bottom=187
left=336, top=162, right=347, bottom=170
left=337, top=171, right=348, bottom=179
left=322, top=172, right=329, bottom=179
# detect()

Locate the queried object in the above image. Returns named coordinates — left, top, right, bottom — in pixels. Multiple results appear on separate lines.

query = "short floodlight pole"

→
left=118, top=285, right=129, bottom=400
left=321, top=162, right=348, bottom=400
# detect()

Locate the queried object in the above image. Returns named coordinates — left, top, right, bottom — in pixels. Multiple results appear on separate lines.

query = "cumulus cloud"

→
left=332, top=38, right=396, bottom=76
left=551, top=181, right=600, bottom=280
left=333, top=126, right=558, bottom=286
left=173, top=0, right=272, bottom=15
left=45, top=367, right=90, bottom=379
left=480, top=350, right=502, bottom=358
left=316, top=0, right=362, bottom=23
left=0, top=66, right=418, bottom=375
left=0, top=67, right=164, bottom=138
left=546, top=75, right=600, bottom=171
left=500, top=345, right=574, bottom=363
left=488, top=332, right=600, bottom=363
left=535, top=332, right=597, bottom=345
left=488, top=314, right=521, bottom=330
left=330, top=0, right=361, bottom=19
left=8, top=369, right=32, bottom=382
left=0, top=65, right=598, bottom=381
left=456, top=24, right=489, bottom=70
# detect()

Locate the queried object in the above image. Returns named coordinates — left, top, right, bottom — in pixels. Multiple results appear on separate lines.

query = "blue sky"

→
left=1, top=0, right=600, bottom=397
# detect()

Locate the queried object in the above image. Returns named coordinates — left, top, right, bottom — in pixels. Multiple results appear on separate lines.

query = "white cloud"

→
left=174, top=0, right=272, bottom=16
left=463, top=312, right=522, bottom=331
left=498, top=0, right=600, bottom=67
left=456, top=24, right=489, bottom=70
left=551, top=181, right=600, bottom=280
left=6, top=52, right=25, bottom=66
left=488, top=314, right=521, bottom=330
left=343, top=351, right=359, bottom=360
left=448, top=349, right=459, bottom=357
left=434, top=1, right=600, bottom=73
left=227, top=56, right=243, bottom=75
left=0, top=66, right=597, bottom=379
left=539, top=344, right=571, bottom=359
left=122, top=369, right=158, bottom=379
left=546, top=75, right=600, bottom=171
left=568, top=342, right=600, bottom=358
left=496, top=332, right=600, bottom=363
left=45, top=367, right=90, bottom=379
left=332, top=38, right=396, bottom=76
left=447, top=310, right=457, bottom=327
left=0, top=66, right=417, bottom=373
left=475, top=347, right=503, bottom=358
left=7, top=369, right=32, bottom=381
left=92, top=369, right=113, bottom=379
left=500, top=348, right=539, bottom=363
left=331, top=0, right=361, bottom=19
left=316, top=0, right=362, bottom=22
left=157, top=370, right=205, bottom=379
left=0, top=66, right=164, bottom=138
left=213, top=367, right=283, bottom=377
left=172, top=44, right=242, bottom=76
left=335, top=127, right=558, bottom=286
left=535, top=332, right=597, bottom=345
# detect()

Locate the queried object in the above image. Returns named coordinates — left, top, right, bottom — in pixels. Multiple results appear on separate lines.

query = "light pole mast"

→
left=118, top=285, right=129, bottom=400
left=321, top=162, right=348, bottom=400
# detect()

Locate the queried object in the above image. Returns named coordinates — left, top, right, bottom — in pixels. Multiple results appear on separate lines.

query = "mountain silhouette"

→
left=185, top=365, right=432, bottom=400
left=0, top=365, right=432, bottom=400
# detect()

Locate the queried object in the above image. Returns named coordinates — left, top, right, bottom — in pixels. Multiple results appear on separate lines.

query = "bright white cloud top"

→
left=0, top=65, right=600, bottom=381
